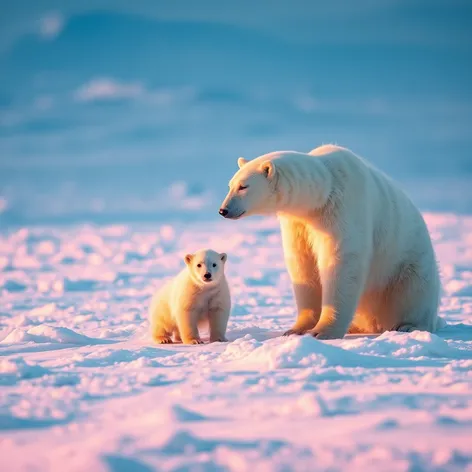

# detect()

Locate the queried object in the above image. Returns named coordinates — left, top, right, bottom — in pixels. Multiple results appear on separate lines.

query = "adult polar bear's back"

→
left=309, top=144, right=439, bottom=299
left=220, top=144, right=441, bottom=338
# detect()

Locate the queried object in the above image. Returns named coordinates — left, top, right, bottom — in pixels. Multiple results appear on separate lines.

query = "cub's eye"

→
left=212, top=263, right=217, bottom=268
left=197, top=264, right=202, bottom=268
left=238, top=185, right=248, bottom=191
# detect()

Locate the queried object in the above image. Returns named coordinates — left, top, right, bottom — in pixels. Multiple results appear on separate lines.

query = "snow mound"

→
left=75, top=348, right=143, bottom=367
left=149, top=405, right=208, bottom=424
left=0, top=325, right=100, bottom=345
left=0, top=414, right=69, bottom=431
left=159, top=430, right=286, bottom=456
left=170, top=405, right=207, bottom=422
left=28, top=303, right=57, bottom=317
left=62, top=278, right=100, bottom=292
left=341, top=330, right=469, bottom=359
left=2, top=280, right=27, bottom=292
left=221, top=335, right=413, bottom=370
left=0, top=357, right=51, bottom=385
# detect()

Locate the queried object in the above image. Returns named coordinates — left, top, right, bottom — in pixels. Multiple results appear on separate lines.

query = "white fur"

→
left=220, top=145, right=441, bottom=339
left=149, top=249, right=231, bottom=344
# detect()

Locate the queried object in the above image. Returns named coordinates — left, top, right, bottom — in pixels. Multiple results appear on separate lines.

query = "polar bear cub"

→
left=149, top=249, right=231, bottom=344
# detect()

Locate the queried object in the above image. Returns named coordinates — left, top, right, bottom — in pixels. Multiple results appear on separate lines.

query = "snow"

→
left=1, top=213, right=472, bottom=471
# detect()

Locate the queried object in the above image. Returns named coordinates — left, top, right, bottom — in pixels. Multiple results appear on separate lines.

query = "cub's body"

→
left=149, top=249, right=230, bottom=344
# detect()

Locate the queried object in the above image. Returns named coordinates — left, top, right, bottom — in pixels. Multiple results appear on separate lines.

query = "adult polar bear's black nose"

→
left=204, top=272, right=212, bottom=280
left=219, top=208, right=229, bottom=217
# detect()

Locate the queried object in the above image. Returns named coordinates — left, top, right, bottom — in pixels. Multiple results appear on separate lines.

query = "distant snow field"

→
left=1, top=213, right=472, bottom=471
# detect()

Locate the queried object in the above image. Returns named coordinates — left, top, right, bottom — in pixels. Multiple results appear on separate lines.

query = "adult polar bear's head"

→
left=219, top=154, right=280, bottom=219
left=219, top=150, right=333, bottom=219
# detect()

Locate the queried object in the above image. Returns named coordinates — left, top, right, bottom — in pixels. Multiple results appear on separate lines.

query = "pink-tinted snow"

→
left=1, top=214, right=471, bottom=471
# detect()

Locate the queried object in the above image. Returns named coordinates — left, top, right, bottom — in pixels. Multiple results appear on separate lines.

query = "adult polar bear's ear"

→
left=220, top=253, right=227, bottom=263
left=238, top=157, right=248, bottom=169
left=184, top=254, right=194, bottom=265
left=261, top=160, right=276, bottom=179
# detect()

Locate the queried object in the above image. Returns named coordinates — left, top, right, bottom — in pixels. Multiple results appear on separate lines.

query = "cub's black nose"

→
left=204, top=272, right=211, bottom=280
left=219, top=208, right=228, bottom=217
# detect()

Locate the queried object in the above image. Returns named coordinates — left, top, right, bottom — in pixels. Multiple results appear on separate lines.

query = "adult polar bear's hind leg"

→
left=350, top=256, right=440, bottom=335
left=219, top=144, right=441, bottom=339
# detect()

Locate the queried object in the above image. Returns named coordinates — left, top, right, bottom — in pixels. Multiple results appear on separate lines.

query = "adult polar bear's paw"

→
left=308, top=327, right=346, bottom=340
left=154, top=335, right=173, bottom=344
left=186, top=338, right=204, bottom=345
left=283, top=328, right=309, bottom=336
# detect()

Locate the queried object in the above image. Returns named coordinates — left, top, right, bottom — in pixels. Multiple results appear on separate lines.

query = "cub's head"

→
left=184, top=249, right=227, bottom=286
left=219, top=156, right=279, bottom=220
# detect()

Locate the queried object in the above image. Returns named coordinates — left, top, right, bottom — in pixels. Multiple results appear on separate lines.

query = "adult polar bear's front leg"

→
left=280, top=218, right=322, bottom=335
left=310, top=249, right=369, bottom=339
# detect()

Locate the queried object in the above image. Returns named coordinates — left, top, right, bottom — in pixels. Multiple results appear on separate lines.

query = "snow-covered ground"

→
left=1, top=213, right=472, bottom=471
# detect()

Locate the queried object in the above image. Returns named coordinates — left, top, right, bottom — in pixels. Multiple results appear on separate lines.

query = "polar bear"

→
left=219, top=144, right=441, bottom=339
left=149, top=249, right=231, bottom=344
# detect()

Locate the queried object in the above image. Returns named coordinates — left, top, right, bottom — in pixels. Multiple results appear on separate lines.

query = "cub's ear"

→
left=220, top=253, right=227, bottom=263
left=238, top=157, right=248, bottom=169
left=261, top=160, right=276, bottom=179
left=184, top=254, right=194, bottom=265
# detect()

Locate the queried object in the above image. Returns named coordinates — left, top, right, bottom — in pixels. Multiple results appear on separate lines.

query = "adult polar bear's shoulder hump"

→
left=219, top=144, right=441, bottom=339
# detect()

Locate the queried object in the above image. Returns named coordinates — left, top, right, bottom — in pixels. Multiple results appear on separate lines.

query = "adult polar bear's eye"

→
left=238, top=185, right=248, bottom=192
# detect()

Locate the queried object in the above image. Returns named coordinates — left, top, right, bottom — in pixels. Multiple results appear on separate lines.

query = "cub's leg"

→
left=176, top=308, right=204, bottom=344
left=310, top=250, right=369, bottom=339
left=280, top=219, right=322, bottom=336
left=209, top=307, right=230, bottom=342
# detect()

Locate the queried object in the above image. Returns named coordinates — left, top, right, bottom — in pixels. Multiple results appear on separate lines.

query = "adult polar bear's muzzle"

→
left=219, top=208, right=246, bottom=219
left=219, top=194, right=246, bottom=219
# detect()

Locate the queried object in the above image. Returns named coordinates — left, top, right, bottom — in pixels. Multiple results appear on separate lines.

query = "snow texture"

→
left=1, top=214, right=472, bottom=471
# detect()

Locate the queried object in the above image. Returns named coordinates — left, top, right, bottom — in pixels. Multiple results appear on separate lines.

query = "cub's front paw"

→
left=154, top=335, right=173, bottom=344
left=185, top=338, right=204, bottom=345
left=283, top=328, right=307, bottom=336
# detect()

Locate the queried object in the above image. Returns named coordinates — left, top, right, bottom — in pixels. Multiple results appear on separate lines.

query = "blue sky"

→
left=0, top=1, right=471, bottom=224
